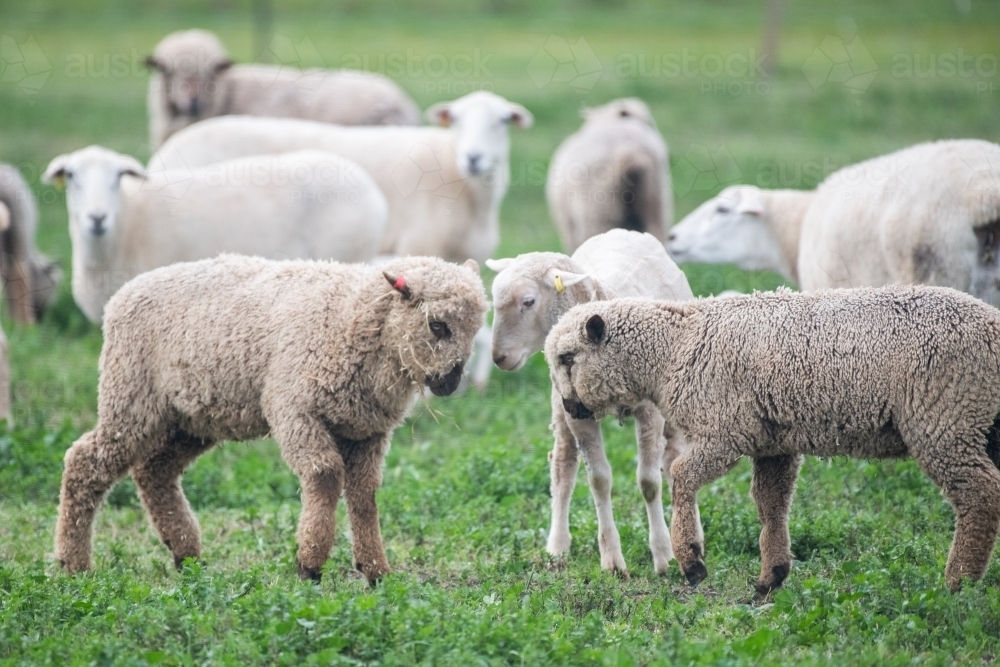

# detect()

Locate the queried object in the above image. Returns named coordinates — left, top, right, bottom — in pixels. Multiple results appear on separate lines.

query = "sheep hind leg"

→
left=55, top=428, right=137, bottom=573
left=547, top=388, right=580, bottom=557
left=751, top=454, right=803, bottom=598
left=570, top=415, right=627, bottom=575
left=633, top=402, right=672, bottom=574
left=341, top=435, right=391, bottom=585
left=912, top=439, right=1000, bottom=591
left=131, top=431, right=214, bottom=570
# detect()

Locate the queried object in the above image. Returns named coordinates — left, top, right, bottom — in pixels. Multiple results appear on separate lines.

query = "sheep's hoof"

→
left=356, top=560, right=390, bottom=586
left=298, top=563, right=322, bottom=583
left=173, top=555, right=198, bottom=571
left=682, top=559, right=708, bottom=587
left=754, top=562, right=791, bottom=598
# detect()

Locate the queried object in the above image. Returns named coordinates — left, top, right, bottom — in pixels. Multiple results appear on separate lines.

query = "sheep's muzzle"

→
left=562, top=398, right=595, bottom=420
left=426, top=363, right=464, bottom=396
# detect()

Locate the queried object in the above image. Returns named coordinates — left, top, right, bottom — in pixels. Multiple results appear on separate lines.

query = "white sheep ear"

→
left=0, top=202, right=10, bottom=232
left=42, top=154, right=71, bottom=186
left=485, top=258, right=514, bottom=273
left=462, top=259, right=480, bottom=276
left=735, top=188, right=764, bottom=216
left=546, top=268, right=591, bottom=294
left=425, top=101, right=452, bottom=127
left=118, top=155, right=147, bottom=180
left=506, top=102, right=533, bottom=129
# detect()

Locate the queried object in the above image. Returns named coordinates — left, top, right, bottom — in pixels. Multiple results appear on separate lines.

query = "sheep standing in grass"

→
left=487, top=229, right=699, bottom=574
left=0, top=164, right=61, bottom=323
left=146, top=29, right=420, bottom=148
left=55, top=254, right=487, bottom=582
left=43, top=146, right=387, bottom=323
left=546, top=286, right=1000, bottom=594
left=667, top=140, right=1000, bottom=305
left=547, top=99, right=673, bottom=253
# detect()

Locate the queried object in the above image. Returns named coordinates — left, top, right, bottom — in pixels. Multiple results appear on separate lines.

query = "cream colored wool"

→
left=55, top=254, right=487, bottom=584
left=146, top=29, right=420, bottom=148
left=547, top=99, right=673, bottom=253
left=546, top=286, right=1000, bottom=594
left=488, top=229, right=697, bottom=574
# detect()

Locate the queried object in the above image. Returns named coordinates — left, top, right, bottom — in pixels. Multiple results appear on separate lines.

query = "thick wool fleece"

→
left=56, top=254, right=487, bottom=583
left=546, top=286, right=1000, bottom=593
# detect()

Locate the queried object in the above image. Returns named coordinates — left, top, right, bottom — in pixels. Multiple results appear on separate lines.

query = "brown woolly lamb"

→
left=55, top=254, right=487, bottom=584
left=546, top=286, right=1000, bottom=594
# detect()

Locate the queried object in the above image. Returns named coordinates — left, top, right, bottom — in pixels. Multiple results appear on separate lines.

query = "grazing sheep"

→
left=487, top=229, right=698, bottom=574
left=0, top=164, right=62, bottom=323
left=667, top=141, right=1000, bottom=307
left=149, top=91, right=534, bottom=265
left=146, top=29, right=420, bottom=148
left=547, top=99, right=673, bottom=253
left=546, top=286, right=1000, bottom=594
left=55, top=254, right=488, bottom=583
left=43, top=146, right=388, bottom=323
left=666, top=185, right=812, bottom=284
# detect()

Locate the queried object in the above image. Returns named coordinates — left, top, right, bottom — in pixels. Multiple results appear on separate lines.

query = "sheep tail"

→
left=618, top=152, right=660, bottom=239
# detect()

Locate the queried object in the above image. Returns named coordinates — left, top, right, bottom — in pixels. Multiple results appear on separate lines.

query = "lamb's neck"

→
left=71, top=229, right=131, bottom=320
left=761, top=189, right=813, bottom=284
left=641, top=304, right=699, bottom=419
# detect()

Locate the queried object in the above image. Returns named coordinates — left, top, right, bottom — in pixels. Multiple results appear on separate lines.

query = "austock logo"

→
left=801, top=21, right=878, bottom=100
left=1, top=35, right=51, bottom=101
left=526, top=35, right=603, bottom=93
left=673, top=144, right=742, bottom=197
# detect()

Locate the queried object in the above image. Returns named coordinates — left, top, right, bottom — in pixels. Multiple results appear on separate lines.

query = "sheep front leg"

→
left=662, top=422, right=703, bottom=544
left=547, top=387, right=580, bottom=557
left=341, top=435, right=392, bottom=585
left=131, top=432, right=214, bottom=569
left=568, top=414, right=627, bottom=575
left=274, top=417, right=346, bottom=582
left=670, top=443, right=742, bottom=587
left=632, top=401, right=673, bottom=573
left=751, top=454, right=802, bottom=597
left=55, top=428, right=137, bottom=573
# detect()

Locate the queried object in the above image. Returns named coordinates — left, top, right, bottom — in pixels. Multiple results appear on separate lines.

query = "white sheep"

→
left=486, top=229, right=699, bottom=574
left=55, top=254, right=488, bottom=582
left=43, top=146, right=387, bottom=323
left=667, top=140, right=1000, bottom=305
left=547, top=99, right=673, bottom=253
left=145, top=29, right=421, bottom=148
left=0, top=164, right=62, bottom=323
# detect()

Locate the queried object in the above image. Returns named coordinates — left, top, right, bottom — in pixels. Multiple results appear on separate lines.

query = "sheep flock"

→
left=5, top=26, right=1000, bottom=598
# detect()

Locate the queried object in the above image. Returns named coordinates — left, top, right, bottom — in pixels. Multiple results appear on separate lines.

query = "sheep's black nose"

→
left=667, top=232, right=677, bottom=242
left=493, top=353, right=506, bottom=366
left=189, top=96, right=201, bottom=115
left=426, top=363, right=464, bottom=397
left=89, top=214, right=106, bottom=235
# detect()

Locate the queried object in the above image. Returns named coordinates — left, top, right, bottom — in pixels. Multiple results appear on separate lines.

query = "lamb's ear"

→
left=383, top=270, right=413, bottom=300
left=585, top=314, right=606, bottom=344
left=42, top=154, right=71, bottom=187
left=0, top=202, right=10, bottom=233
left=485, top=258, right=514, bottom=273
left=546, top=268, right=592, bottom=295
left=506, top=102, right=533, bottom=129
left=425, top=101, right=452, bottom=127
left=462, top=259, right=480, bottom=275
left=117, top=155, right=147, bottom=180
left=735, top=188, right=764, bottom=216
left=144, top=55, right=165, bottom=73
left=214, top=58, right=234, bottom=74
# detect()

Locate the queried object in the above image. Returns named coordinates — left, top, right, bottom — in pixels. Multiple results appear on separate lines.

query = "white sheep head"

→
left=380, top=256, right=489, bottom=396
left=43, top=146, right=146, bottom=245
left=425, top=91, right=533, bottom=178
left=581, top=97, right=657, bottom=129
left=486, top=253, right=591, bottom=371
left=666, top=185, right=784, bottom=272
left=146, top=29, right=233, bottom=121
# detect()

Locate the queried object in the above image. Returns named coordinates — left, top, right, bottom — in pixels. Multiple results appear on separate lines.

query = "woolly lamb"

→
left=55, top=254, right=488, bottom=583
left=547, top=99, right=673, bottom=253
left=546, top=286, right=1000, bottom=594
left=0, top=164, right=62, bottom=323
left=43, top=146, right=387, bottom=323
left=487, top=229, right=698, bottom=574
left=149, top=91, right=534, bottom=264
left=667, top=141, right=1000, bottom=306
left=146, top=29, right=420, bottom=148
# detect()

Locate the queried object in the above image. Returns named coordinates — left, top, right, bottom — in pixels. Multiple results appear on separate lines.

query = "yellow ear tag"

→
left=53, top=176, right=65, bottom=191
left=554, top=274, right=565, bottom=293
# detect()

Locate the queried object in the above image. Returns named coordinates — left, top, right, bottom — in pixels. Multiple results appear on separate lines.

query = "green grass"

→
left=2, top=1, right=1000, bottom=664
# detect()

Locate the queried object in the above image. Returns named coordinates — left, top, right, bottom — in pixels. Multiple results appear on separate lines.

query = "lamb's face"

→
left=666, top=185, right=782, bottom=272
left=545, top=303, right=643, bottom=421
left=382, top=258, right=488, bottom=396
left=146, top=30, right=232, bottom=121
left=43, top=146, right=146, bottom=244
left=582, top=98, right=657, bottom=129
left=426, top=91, right=533, bottom=178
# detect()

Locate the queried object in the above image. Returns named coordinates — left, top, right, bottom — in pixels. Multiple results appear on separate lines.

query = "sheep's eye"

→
left=429, top=321, right=450, bottom=340
left=522, top=296, right=535, bottom=308
left=559, top=352, right=575, bottom=369
left=716, top=204, right=731, bottom=214
left=619, top=109, right=629, bottom=117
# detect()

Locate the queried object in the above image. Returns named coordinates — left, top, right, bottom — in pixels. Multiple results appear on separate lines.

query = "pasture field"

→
left=2, top=1, right=1000, bottom=664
